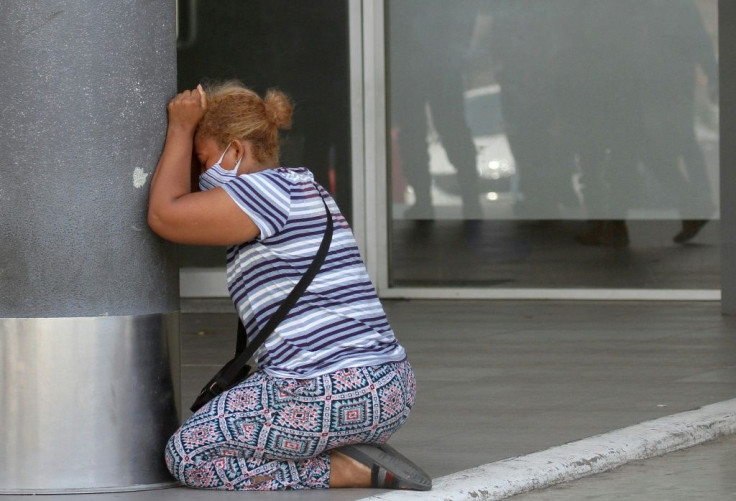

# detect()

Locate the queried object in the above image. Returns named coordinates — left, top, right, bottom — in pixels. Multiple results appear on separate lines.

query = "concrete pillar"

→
left=0, top=0, right=180, bottom=493
left=721, top=0, right=736, bottom=314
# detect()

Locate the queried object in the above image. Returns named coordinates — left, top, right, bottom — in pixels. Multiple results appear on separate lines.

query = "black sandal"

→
left=336, top=443, right=432, bottom=491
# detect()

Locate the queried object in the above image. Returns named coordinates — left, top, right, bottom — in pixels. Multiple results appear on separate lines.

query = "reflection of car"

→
left=428, top=84, right=518, bottom=207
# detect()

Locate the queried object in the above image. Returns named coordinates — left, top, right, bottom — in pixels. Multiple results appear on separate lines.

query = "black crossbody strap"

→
left=220, top=194, right=333, bottom=383
left=235, top=318, right=247, bottom=354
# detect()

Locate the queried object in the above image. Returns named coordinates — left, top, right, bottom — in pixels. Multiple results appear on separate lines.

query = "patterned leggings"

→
left=165, top=360, right=416, bottom=490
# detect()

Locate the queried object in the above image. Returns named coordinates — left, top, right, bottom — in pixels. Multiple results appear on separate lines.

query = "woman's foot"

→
left=331, top=444, right=432, bottom=491
left=330, top=450, right=372, bottom=488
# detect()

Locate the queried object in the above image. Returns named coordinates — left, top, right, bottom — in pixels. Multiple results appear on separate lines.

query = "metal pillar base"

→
left=0, top=313, right=180, bottom=494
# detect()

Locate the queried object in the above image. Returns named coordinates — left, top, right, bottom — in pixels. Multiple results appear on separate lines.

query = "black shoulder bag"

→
left=191, top=195, right=333, bottom=412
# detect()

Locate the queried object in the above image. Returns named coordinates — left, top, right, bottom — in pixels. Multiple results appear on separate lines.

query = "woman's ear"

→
left=232, top=139, right=261, bottom=174
left=231, top=139, right=246, bottom=164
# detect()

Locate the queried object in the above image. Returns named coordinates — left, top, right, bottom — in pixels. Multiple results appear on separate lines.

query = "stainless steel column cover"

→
left=0, top=314, right=180, bottom=493
left=0, top=0, right=180, bottom=493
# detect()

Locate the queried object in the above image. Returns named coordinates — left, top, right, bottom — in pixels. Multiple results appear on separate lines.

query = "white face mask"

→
left=198, top=142, right=243, bottom=191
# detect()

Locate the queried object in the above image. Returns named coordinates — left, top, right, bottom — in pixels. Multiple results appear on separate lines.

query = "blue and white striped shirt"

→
left=220, top=167, right=406, bottom=378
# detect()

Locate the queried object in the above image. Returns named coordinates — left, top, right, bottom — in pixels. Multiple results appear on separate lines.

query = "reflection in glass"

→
left=387, top=0, right=719, bottom=288
left=389, top=1, right=482, bottom=220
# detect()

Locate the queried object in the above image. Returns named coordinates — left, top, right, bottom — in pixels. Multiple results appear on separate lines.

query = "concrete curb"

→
left=360, top=398, right=736, bottom=501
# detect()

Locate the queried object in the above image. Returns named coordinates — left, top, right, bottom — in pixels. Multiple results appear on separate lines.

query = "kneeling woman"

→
left=147, top=82, right=430, bottom=491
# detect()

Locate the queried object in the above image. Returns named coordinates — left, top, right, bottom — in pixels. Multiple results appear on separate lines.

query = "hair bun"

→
left=264, top=89, right=293, bottom=129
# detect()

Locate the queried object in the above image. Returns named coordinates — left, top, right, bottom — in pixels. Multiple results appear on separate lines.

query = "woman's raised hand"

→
left=167, top=84, right=208, bottom=133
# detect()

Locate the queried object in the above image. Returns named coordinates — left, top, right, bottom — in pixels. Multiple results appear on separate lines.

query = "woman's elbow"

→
left=147, top=208, right=169, bottom=239
left=147, top=208, right=191, bottom=244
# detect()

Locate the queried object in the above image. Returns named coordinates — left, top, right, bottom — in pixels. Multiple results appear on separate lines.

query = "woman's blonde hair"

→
left=197, top=81, right=293, bottom=164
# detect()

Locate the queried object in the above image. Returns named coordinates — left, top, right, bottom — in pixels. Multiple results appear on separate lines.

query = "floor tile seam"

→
left=357, top=398, right=736, bottom=501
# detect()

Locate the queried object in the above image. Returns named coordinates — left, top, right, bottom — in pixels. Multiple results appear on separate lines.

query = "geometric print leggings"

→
left=165, top=359, right=416, bottom=490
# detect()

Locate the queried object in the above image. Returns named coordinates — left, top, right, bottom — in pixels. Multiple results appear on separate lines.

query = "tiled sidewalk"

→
left=6, top=299, right=734, bottom=500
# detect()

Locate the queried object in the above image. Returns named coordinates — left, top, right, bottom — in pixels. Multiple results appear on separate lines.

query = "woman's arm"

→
left=147, top=86, right=259, bottom=245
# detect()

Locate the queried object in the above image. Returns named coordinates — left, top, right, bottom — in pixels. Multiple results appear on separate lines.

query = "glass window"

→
left=386, top=0, right=719, bottom=289
left=176, top=0, right=352, bottom=268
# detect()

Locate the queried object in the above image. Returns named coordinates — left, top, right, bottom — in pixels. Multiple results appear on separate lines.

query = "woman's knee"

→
left=165, top=441, right=216, bottom=488
left=164, top=430, right=204, bottom=486
left=164, top=434, right=185, bottom=480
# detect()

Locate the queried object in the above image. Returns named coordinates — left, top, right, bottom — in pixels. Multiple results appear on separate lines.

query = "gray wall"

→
left=0, top=1, right=179, bottom=317
left=720, top=0, right=736, bottom=314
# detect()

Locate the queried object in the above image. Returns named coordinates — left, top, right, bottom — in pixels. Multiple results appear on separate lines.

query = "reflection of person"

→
left=390, top=0, right=481, bottom=219
left=148, top=83, right=430, bottom=491
left=557, top=0, right=717, bottom=246
left=485, top=0, right=578, bottom=219
left=556, top=0, right=648, bottom=246
left=639, top=0, right=718, bottom=243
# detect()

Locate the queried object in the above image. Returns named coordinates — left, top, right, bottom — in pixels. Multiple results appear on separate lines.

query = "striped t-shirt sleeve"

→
left=221, top=172, right=292, bottom=240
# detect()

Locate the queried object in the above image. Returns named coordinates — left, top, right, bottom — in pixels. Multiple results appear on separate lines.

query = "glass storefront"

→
left=385, top=0, right=720, bottom=290
left=175, top=0, right=721, bottom=298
